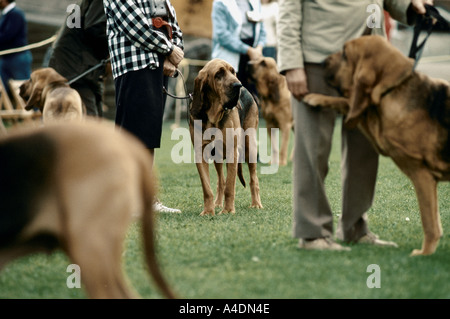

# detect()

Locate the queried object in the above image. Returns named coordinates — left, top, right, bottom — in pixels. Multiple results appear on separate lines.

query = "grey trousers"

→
left=292, top=63, right=379, bottom=242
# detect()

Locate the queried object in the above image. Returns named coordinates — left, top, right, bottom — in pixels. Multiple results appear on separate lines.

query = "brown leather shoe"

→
left=298, top=238, right=351, bottom=251
left=357, top=232, right=398, bottom=247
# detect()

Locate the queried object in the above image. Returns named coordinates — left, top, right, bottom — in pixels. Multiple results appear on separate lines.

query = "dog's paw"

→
left=410, top=248, right=435, bottom=256
left=200, top=210, right=215, bottom=216
left=250, top=202, right=263, bottom=209
left=219, top=208, right=235, bottom=215
left=410, top=249, right=424, bottom=256
left=303, top=93, right=326, bottom=107
left=410, top=248, right=434, bottom=256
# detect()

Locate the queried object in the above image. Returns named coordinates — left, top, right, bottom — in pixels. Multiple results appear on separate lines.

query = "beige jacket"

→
left=277, top=0, right=415, bottom=73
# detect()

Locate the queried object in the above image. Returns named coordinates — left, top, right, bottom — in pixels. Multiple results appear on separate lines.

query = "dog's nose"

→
left=232, top=82, right=242, bottom=92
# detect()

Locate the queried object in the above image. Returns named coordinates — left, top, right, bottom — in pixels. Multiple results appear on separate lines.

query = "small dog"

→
left=248, top=57, right=294, bottom=166
left=303, top=35, right=450, bottom=256
left=19, top=67, right=85, bottom=123
left=0, top=121, right=175, bottom=298
left=189, top=59, right=263, bottom=215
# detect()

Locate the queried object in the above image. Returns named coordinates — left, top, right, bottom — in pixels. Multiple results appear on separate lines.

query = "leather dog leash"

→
left=408, top=4, right=450, bottom=71
left=162, top=69, right=193, bottom=127
left=67, top=58, right=111, bottom=86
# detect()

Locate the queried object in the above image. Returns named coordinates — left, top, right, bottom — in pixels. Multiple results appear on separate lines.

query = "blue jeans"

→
left=0, top=51, right=32, bottom=91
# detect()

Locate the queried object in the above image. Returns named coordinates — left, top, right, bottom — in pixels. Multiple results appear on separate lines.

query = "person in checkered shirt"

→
left=103, top=0, right=184, bottom=213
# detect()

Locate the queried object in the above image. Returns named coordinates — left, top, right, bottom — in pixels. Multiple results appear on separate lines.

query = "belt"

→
left=152, top=17, right=172, bottom=40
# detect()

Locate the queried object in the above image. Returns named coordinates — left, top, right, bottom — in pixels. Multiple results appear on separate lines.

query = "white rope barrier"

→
left=0, top=34, right=58, bottom=56
left=419, top=55, right=450, bottom=63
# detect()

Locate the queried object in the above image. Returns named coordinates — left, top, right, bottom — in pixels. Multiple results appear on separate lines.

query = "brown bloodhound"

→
left=189, top=59, right=263, bottom=215
left=248, top=57, right=294, bottom=166
left=303, top=35, right=450, bottom=256
left=0, top=121, right=176, bottom=298
left=20, top=68, right=86, bottom=123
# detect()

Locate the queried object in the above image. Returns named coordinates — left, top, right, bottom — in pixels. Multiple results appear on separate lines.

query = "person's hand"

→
left=168, top=45, right=184, bottom=68
left=247, top=45, right=263, bottom=61
left=411, top=0, right=433, bottom=14
left=163, top=58, right=177, bottom=77
left=285, top=68, right=309, bottom=101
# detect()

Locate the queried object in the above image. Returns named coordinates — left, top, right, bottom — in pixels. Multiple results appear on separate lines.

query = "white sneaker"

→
left=153, top=200, right=181, bottom=213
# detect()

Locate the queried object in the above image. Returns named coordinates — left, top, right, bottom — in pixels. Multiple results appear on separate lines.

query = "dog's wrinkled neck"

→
left=44, top=81, right=70, bottom=92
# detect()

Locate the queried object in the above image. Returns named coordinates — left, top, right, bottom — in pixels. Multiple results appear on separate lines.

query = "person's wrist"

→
left=167, top=45, right=174, bottom=56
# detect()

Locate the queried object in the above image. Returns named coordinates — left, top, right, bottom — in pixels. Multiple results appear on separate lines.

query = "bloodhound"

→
left=20, top=68, right=85, bottom=123
left=303, top=35, right=450, bottom=256
left=189, top=59, right=263, bottom=215
left=248, top=57, right=294, bottom=166
left=0, top=121, right=176, bottom=298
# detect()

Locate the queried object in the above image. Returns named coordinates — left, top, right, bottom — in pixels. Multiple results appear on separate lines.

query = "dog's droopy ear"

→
left=190, top=70, right=208, bottom=120
left=267, top=76, right=281, bottom=103
left=345, top=36, right=414, bottom=126
left=25, top=80, right=44, bottom=111
left=370, top=39, right=414, bottom=106
left=355, top=36, right=413, bottom=104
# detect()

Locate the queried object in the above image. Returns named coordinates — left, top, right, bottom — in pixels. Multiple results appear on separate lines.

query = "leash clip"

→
left=408, top=4, right=450, bottom=70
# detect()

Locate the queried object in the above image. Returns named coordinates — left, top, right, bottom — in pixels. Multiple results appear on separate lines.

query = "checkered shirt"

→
left=103, top=0, right=184, bottom=79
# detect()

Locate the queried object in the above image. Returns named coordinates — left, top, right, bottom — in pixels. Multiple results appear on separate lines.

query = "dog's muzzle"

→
left=224, top=83, right=243, bottom=110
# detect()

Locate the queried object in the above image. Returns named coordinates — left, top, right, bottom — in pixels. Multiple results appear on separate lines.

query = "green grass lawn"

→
left=1, top=118, right=449, bottom=299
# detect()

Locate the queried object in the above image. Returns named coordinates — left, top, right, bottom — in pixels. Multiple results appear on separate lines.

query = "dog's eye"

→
left=215, top=69, right=225, bottom=80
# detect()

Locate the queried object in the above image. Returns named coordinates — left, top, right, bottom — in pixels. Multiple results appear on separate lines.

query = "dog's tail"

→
left=141, top=159, right=177, bottom=299
left=238, top=162, right=246, bottom=187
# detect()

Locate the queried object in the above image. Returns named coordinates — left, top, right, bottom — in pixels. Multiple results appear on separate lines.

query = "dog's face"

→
left=323, top=47, right=355, bottom=98
left=323, top=36, right=415, bottom=124
left=19, top=68, right=68, bottom=111
left=323, top=36, right=414, bottom=98
left=190, top=59, right=242, bottom=120
left=247, top=57, right=281, bottom=101
left=247, top=56, right=278, bottom=82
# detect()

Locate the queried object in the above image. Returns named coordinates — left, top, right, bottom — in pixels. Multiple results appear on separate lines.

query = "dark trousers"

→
left=114, top=57, right=168, bottom=149
left=71, top=80, right=104, bottom=117
left=237, top=37, right=257, bottom=96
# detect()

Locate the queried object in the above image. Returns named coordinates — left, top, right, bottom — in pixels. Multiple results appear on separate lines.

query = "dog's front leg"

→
left=245, top=130, right=263, bottom=208
left=248, top=161, right=263, bottom=209
left=279, top=123, right=292, bottom=166
left=303, top=94, right=350, bottom=114
left=196, top=160, right=216, bottom=216
left=221, top=159, right=237, bottom=214
left=221, top=137, right=238, bottom=214
left=214, top=161, right=225, bottom=208
left=267, top=124, right=279, bottom=166
left=408, top=169, right=443, bottom=256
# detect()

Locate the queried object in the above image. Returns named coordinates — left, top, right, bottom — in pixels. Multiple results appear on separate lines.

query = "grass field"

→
left=0, top=118, right=449, bottom=299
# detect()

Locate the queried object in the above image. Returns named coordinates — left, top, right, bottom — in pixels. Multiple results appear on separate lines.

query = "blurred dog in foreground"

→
left=0, top=121, right=175, bottom=298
